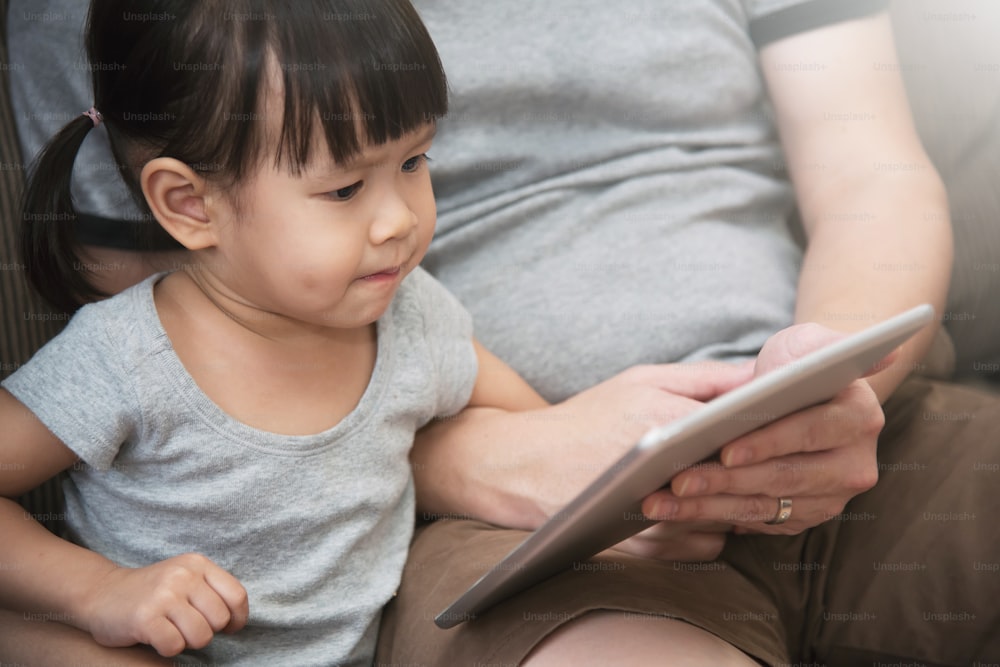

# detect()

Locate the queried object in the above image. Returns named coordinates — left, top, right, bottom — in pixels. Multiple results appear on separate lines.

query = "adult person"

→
left=372, top=1, right=999, bottom=665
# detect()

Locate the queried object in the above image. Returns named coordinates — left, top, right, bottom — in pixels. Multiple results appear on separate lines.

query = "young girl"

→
left=0, top=0, right=544, bottom=664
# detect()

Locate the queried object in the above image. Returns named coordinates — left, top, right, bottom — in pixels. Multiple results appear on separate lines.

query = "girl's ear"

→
left=140, top=158, right=217, bottom=250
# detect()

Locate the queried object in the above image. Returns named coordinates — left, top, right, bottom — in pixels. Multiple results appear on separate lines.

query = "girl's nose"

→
left=369, top=192, right=418, bottom=244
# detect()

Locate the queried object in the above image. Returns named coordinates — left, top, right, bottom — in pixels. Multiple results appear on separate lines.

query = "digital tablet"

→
left=435, top=304, right=935, bottom=629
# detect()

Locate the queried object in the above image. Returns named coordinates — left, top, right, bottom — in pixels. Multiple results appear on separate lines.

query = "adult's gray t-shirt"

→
left=415, top=0, right=886, bottom=402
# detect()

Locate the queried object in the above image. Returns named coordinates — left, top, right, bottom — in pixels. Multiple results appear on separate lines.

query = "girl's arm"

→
left=0, top=389, right=248, bottom=657
left=466, top=341, right=550, bottom=411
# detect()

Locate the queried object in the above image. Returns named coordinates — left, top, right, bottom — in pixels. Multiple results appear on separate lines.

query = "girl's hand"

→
left=83, top=553, right=249, bottom=657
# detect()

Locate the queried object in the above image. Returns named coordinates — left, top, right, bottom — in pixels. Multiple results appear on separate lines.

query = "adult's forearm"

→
left=411, top=363, right=752, bottom=530
left=412, top=407, right=560, bottom=530
left=795, top=171, right=952, bottom=402
left=759, top=11, right=953, bottom=402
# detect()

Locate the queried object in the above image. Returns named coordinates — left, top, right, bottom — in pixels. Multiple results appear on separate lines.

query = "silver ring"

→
left=765, top=497, right=793, bottom=525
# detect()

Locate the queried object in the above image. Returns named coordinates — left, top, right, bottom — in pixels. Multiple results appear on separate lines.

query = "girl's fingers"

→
left=186, top=583, right=235, bottom=634
left=165, top=601, right=217, bottom=652
left=141, top=615, right=187, bottom=658
left=203, top=566, right=249, bottom=634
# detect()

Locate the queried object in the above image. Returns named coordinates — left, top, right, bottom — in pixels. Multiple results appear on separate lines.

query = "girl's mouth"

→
left=360, top=265, right=402, bottom=282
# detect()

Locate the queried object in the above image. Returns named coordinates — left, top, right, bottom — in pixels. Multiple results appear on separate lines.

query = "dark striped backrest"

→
left=1, top=0, right=69, bottom=534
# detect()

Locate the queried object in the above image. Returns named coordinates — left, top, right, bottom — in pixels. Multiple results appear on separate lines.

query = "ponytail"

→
left=20, top=112, right=108, bottom=313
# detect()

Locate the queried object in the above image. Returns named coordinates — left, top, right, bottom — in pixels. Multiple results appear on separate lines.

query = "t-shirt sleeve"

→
left=1, top=303, right=139, bottom=470
left=747, top=0, right=889, bottom=48
left=406, top=267, right=478, bottom=418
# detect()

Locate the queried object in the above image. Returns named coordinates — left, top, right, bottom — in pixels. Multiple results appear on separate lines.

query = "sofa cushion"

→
left=891, top=0, right=1000, bottom=380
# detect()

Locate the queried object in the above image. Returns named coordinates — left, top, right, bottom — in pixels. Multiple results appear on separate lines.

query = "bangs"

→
left=272, top=1, right=449, bottom=173
left=91, top=0, right=447, bottom=186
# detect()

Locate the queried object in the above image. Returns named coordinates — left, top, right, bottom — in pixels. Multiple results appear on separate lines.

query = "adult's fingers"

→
left=674, top=447, right=878, bottom=500
left=612, top=522, right=730, bottom=562
left=730, top=493, right=851, bottom=535
left=752, top=323, right=847, bottom=376
left=617, top=360, right=754, bottom=401
left=642, top=490, right=848, bottom=536
left=663, top=381, right=881, bottom=500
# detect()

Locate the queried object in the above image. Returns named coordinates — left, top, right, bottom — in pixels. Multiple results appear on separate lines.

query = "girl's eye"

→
left=329, top=181, right=362, bottom=201
left=401, top=153, right=429, bottom=173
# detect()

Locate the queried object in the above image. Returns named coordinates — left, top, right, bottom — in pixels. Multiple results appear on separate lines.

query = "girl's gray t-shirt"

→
left=2, top=267, right=477, bottom=666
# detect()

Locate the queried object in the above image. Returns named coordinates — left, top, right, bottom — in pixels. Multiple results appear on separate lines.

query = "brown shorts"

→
left=375, top=379, right=1000, bottom=666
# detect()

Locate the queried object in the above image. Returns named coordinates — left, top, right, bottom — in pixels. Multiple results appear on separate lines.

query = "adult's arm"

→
left=762, top=9, right=951, bottom=402
left=652, top=10, right=951, bottom=527
left=414, top=324, right=885, bottom=552
left=412, top=11, right=945, bottom=550
left=413, top=361, right=754, bottom=559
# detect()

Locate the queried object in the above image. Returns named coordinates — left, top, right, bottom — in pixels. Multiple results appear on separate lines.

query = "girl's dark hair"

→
left=21, top=0, right=448, bottom=312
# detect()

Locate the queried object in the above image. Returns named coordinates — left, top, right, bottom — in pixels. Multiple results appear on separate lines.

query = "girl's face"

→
left=202, top=122, right=438, bottom=332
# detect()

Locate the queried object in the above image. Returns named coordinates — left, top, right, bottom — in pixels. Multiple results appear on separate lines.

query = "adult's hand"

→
left=641, top=323, right=885, bottom=538
left=414, top=323, right=886, bottom=560
left=540, top=362, right=755, bottom=561
left=412, top=359, right=754, bottom=562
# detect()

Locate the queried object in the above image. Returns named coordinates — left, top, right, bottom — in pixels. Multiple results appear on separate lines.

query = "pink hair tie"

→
left=82, top=107, right=103, bottom=128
